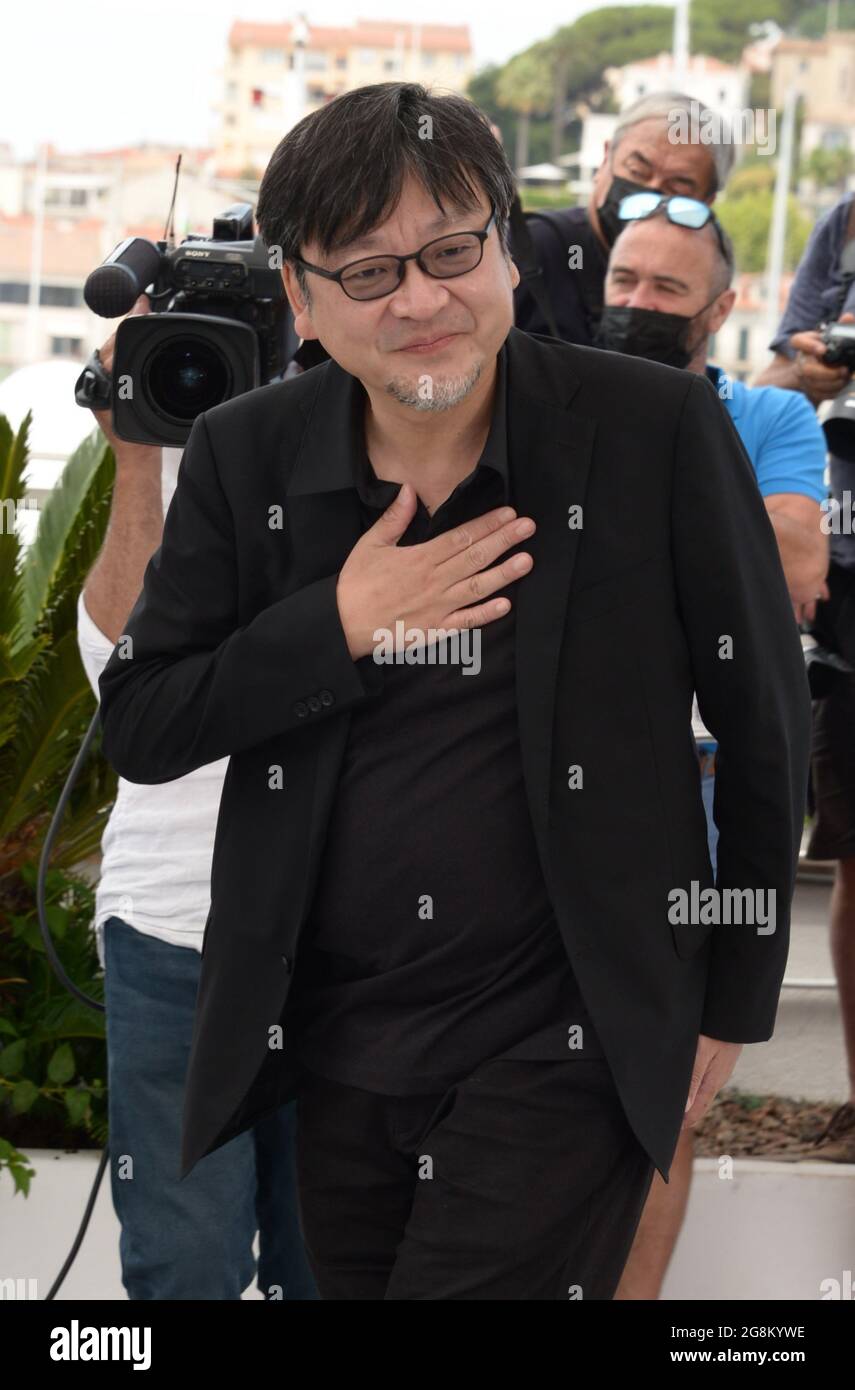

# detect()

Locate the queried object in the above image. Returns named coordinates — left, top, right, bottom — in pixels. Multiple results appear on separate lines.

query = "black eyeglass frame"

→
left=291, top=208, right=497, bottom=301
left=618, top=193, right=730, bottom=264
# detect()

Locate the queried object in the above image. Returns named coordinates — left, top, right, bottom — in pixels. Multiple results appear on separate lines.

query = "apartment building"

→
left=771, top=28, right=855, bottom=157
left=215, top=17, right=473, bottom=177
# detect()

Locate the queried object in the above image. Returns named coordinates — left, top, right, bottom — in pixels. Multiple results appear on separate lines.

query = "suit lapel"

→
left=506, top=329, right=597, bottom=855
left=285, top=358, right=366, bottom=586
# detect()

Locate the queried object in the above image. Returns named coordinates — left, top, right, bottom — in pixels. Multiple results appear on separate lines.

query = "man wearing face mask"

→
left=511, top=90, right=735, bottom=345
left=599, top=199, right=828, bottom=1301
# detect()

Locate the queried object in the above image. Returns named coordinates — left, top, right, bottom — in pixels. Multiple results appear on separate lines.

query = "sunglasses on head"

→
left=617, top=193, right=728, bottom=260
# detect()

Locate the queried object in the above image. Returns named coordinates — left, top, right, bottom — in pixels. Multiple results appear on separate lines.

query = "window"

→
left=0, top=282, right=83, bottom=307
left=383, top=58, right=397, bottom=72
left=304, top=51, right=327, bottom=70
left=738, top=327, right=750, bottom=361
left=41, top=284, right=83, bottom=307
left=335, top=55, right=346, bottom=70
left=51, top=335, right=83, bottom=357
left=422, top=52, right=435, bottom=68
left=45, top=187, right=87, bottom=208
left=0, top=282, right=29, bottom=304
left=359, top=48, right=376, bottom=63
left=261, top=48, right=284, bottom=64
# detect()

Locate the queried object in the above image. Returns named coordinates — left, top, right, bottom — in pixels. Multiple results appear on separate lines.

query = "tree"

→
left=717, top=190, right=812, bottom=272
left=495, top=47, right=554, bottom=171
left=802, top=146, right=855, bottom=198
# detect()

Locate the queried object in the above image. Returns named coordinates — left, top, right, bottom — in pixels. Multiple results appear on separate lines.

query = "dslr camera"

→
left=820, top=320, right=855, bottom=370
left=819, top=239, right=855, bottom=463
left=75, top=203, right=295, bottom=446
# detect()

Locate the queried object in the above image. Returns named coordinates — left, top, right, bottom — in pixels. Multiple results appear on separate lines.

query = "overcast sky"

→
left=3, top=0, right=656, bottom=158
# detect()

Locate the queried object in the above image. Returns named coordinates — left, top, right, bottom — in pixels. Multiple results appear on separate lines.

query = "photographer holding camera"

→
left=77, top=292, right=317, bottom=1300
left=757, top=190, right=855, bottom=1161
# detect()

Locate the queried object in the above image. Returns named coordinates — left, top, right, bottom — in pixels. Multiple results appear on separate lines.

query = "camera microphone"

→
left=83, top=237, right=164, bottom=318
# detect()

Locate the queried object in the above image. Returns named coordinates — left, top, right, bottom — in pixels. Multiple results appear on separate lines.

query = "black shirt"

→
left=512, top=205, right=607, bottom=345
left=283, top=345, right=603, bottom=1093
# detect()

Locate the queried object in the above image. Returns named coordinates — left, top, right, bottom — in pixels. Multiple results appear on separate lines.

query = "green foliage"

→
left=795, top=0, right=855, bottom=35
left=726, top=163, right=777, bottom=200
left=718, top=189, right=812, bottom=272
left=0, top=412, right=116, bottom=1192
left=469, top=0, right=840, bottom=167
left=496, top=46, right=554, bottom=117
left=0, top=416, right=116, bottom=873
left=519, top=188, right=580, bottom=212
left=468, top=64, right=556, bottom=166
left=548, top=7, right=675, bottom=96
left=802, top=145, right=855, bottom=195
left=0, top=863, right=107, bottom=1194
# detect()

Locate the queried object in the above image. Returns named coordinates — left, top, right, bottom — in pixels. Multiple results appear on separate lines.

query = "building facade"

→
left=215, top=18, right=473, bottom=177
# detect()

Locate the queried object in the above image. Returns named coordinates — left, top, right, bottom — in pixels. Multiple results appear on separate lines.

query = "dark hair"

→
left=256, top=83, right=516, bottom=293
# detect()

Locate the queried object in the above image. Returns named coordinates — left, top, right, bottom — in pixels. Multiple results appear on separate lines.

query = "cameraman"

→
left=756, top=190, right=855, bottom=1163
left=77, top=294, right=317, bottom=1300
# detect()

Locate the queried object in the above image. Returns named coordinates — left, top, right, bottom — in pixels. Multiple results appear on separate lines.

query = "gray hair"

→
left=611, top=91, right=736, bottom=196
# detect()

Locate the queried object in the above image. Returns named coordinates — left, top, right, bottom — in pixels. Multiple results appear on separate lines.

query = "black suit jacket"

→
left=98, top=326, right=811, bottom=1183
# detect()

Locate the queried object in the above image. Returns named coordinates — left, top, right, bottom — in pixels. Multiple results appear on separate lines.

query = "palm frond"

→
left=13, top=427, right=114, bottom=655
left=0, top=413, right=31, bottom=635
left=0, top=633, right=101, bottom=838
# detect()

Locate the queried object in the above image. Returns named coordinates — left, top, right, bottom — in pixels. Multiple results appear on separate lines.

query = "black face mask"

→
left=596, top=174, right=654, bottom=248
left=592, top=300, right=718, bottom=369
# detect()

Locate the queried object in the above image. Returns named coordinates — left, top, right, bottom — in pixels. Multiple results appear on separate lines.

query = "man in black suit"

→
left=98, top=82, right=811, bottom=1300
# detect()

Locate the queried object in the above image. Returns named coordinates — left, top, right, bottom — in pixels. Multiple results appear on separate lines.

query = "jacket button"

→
left=307, top=694, right=322, bottom=713
left=319, top=689, right=334, bottom=707
left=292, top=700, right=309, bottom=718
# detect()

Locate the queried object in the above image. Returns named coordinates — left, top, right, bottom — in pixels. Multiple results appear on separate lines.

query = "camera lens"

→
left=144, top=337, right=231, bottom=421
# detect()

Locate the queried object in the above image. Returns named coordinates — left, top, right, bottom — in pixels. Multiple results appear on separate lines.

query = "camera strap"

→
left=73, top=347, right=112, bottom=411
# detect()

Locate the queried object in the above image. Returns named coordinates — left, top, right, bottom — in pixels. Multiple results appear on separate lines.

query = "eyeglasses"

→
left=617, top=193, right=729, bottom=261
left=293, top=210, right=496, bottom=302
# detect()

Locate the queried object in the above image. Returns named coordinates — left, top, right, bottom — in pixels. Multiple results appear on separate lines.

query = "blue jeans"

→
left=103, top=916, right=318, bottom=1300
left=700, top=769, right=719, bottom=879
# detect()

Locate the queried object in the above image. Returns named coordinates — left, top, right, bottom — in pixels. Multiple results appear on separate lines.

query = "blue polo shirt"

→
left=694, top=363, right=827, bottom=753
left=704, top=363, right=827, bottom=502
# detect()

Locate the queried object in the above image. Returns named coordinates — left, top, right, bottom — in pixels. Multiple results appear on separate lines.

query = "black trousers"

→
left=293, top=1054, right=656, bottom=1300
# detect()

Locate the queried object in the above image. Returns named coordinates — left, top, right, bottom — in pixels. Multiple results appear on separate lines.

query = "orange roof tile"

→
left=228, top=18, right=470, bottom=54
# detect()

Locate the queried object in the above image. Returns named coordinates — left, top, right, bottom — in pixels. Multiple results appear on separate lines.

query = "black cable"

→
left=44, top=1147, right=110, bottom=1302
left=35, top=706, right=110, bottom=1298
left=37, top=708, right=105, bottom=1013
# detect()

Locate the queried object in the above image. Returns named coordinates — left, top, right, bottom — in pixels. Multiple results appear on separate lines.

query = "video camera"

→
left=74, top=203, right=294, bottom=446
